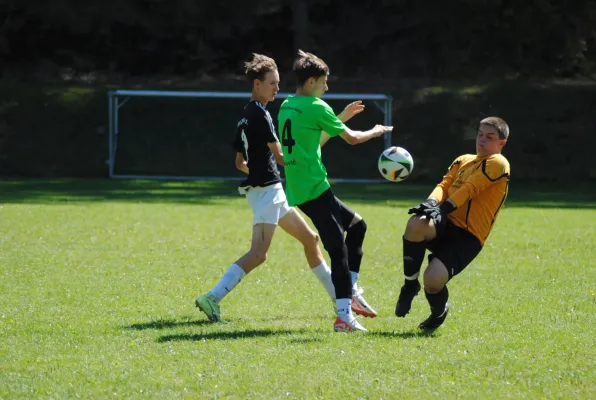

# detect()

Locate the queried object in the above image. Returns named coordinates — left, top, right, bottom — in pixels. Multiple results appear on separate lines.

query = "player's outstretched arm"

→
left=337, top=101, right=365, bottom=123
left=320, top=101, right=365, bottom=148
left=340, top=125, right=393, bottom=145
left=267, top=142, right=285, bottom=166
left=425, top=157, right=462, bottom=203
left=235, top=152, right=249, bottom=174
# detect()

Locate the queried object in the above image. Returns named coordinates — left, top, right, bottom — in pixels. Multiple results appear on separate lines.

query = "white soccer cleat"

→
left=333, top=315, right=368, bottom=332
left=351, top=287, right=378, bottom=318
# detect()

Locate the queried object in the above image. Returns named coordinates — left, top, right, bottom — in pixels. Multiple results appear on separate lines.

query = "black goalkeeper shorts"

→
left=426, top=219, right=483, bottom=279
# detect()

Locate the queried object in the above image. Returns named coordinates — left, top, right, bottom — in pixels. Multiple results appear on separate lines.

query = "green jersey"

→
left=277, top=96, right=346, bottom=206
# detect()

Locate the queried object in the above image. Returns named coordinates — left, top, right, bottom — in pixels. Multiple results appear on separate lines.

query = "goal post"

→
left=107, top=90, right=393, bottom=181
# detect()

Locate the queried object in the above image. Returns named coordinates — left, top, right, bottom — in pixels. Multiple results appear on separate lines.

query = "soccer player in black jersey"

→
left=195, top=54, right=371, bottom=322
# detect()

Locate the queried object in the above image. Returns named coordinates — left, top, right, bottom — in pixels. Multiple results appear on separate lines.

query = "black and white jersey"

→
left=232, top=100, right=281, bottom=188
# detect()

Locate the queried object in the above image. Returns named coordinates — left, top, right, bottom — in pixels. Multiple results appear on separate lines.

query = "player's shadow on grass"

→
left=157, top=328, right=309, bottom=342
left=368, top=330, right=438, bottom=339
left=124, top=318, right=213, bottom=331
left=2, top=179, right=594, bottom=208
left=0, top=178, right=243, bottom=205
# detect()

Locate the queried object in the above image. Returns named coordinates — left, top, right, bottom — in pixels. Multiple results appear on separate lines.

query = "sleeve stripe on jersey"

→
left=490, top=180, right=509, bottom=226
left=465, top=199, right=473, bottom=226
left=256, top=101, right=278, bottom=140
left=481, top=159, right=510, bottom=182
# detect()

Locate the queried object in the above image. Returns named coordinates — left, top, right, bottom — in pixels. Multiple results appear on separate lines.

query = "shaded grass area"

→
left=0, top=178, right=594, bottom=208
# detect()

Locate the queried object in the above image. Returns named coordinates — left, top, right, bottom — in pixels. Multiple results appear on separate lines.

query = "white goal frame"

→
left=107, top=90, right=393, bottom=182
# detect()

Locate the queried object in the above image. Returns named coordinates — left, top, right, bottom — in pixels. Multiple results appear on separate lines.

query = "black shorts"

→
left=297, top=188, right=356, bottom=253
left=426, top=219, right=482, bottom=279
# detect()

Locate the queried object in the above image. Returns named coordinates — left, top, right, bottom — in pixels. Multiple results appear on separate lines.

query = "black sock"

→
left=346, top=220, right=367, bottom=273
left=425, top=286, right=449, bottom=315
left=402, top=236, right=426, bottom=285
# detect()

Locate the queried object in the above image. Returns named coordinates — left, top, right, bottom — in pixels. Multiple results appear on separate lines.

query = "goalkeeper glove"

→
left=408, top=198, right=438, bottom=215
left=421, top=201, right=456, bottom=233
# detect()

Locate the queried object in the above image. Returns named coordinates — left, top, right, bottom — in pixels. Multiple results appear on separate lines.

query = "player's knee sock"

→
left=336, top=298, right=352, bottom=320
left=328, top=245, right=352, bottom=301
left=350, top=271, right=359, bottom=294
left=425, top=286, right=449, bottom=315
left=311, top=262, right=335, bottom=300
left=209, top=263, right=246, bottom=302
left=346, top=219, right=367, bottom=274
left=403, top=236, right=426, bottom=286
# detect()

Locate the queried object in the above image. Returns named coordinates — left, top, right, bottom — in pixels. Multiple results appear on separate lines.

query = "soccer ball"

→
left=378, top=146, right=414, bottom=182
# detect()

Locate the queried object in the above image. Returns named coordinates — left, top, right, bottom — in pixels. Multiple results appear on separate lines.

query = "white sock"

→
left=311, top=262, right=335, bottom=300
left=336, top=298, right=352, bottom=319
left=209, top=263, right=246, bottom=302
left=351, top=271, right=359, bottom=294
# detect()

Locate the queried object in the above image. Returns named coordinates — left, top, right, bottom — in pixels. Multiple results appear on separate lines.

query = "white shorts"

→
left=244, top=183, right=292, bottom=225
left=246, top=183, right=292, bottom=225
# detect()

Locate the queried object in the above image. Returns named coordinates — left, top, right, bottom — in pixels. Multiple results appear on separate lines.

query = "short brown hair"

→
left=244, top=53, right=277, bottom=82
left=293, top=49, right=329, bottom=86
left=480, top=117, right=509, bottom=139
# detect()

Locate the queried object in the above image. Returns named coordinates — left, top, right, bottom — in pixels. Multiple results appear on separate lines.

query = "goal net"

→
left=107, top=90, right=393, bottom=182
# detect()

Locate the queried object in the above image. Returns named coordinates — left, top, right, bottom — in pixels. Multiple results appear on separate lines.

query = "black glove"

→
left=421, top=201, right=456, bottom=233
left=408, top=198, right=438, bottom=215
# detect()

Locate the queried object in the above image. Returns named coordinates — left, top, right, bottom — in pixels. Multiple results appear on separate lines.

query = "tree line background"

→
left=1, top=0, right=596, bottom=182
left=2, top=0, right=596, bottom=79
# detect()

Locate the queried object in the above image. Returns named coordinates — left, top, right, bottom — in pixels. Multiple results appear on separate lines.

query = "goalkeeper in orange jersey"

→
left=395, top=117, right=510, bottom=329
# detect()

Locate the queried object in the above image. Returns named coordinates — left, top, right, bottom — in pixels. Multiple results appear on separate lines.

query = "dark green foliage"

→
left=1, top=0, right=595, bottom=78
left=1, top=1, right=595, bottom=180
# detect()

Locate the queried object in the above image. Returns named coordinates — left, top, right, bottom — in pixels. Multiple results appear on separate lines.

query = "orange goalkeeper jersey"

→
left=428, top=154, right=510, bottom=246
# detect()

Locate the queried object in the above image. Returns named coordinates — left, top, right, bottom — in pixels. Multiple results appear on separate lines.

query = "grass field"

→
left=1, top=179, right=595, bottom=399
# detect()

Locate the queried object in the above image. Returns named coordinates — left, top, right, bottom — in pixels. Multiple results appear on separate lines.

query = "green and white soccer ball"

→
left=378, top=146, right=414, bottom=182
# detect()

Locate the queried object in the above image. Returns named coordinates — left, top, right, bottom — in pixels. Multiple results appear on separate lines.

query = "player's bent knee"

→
left=423, top=264, right=448, bottom=293
left=311, top=231, right=320, bottom=247
left=405, top=215, right=422, bottom=230
left=249, top=250, right=267, bottom=265
left=423, top=281, right=444, bottom=294
left=423, top=270, right=444, bottom=293
left=296, top=228, right=319, bottom=249
left=406, top=216, right=429, bottom=235
left=352, top=219, right=367, bottom=235
left=302, top=236, right=319, bottom=253
left=346, top=219, right=367, bottom=245
left=259, top=252, right=268, bottom=264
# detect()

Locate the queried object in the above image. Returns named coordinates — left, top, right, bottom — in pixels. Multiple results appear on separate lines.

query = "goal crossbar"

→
left=108, top=90, right=392, bottom=182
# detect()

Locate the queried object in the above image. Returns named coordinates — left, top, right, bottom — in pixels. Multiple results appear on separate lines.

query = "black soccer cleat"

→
left=395, top=280, right=421, bottom=317
left=418, top=304, right=449, bottom=330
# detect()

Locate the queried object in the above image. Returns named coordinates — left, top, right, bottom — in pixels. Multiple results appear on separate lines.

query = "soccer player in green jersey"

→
left=278, top=50, right=393, bottom=332
left=195, top=54, right=366, bottom=323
